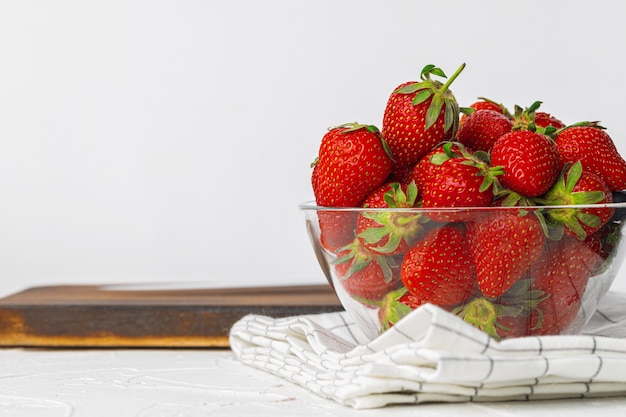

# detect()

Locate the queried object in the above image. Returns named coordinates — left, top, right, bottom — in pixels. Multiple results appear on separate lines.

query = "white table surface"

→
left=1, top=347, right=625, bottom=416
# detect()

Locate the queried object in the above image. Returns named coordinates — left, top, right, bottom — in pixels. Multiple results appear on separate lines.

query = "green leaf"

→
left=460, top=107, right=475, bottom=116
left=444, top=101, right=455, bottom=132
left=576, top=211, right=601, bottom=228
left=425, top=94, right=444, bottom=130
left=372, top=234, right=402, bottom=254
left=565, top=161, right=583, bottom=192
left=406, top=181, right=418, bottom=204
left=527, top=100, right=543, bottom=113
left=430, top=152, right=450, bottom=166
left=359, top=226, right=391, bottom=245
left=345, top=258, right=371, bottom=278
left=412, top=88, right=433, bottom=106
left=429, top=67, right=447, bottom=78
left=502, top=192, right=522, bottom=207
left=376, top=256, right=394, bottom=283
left=479, top=175, right=493, bottom=193
left=572, top=190, right=606, bottom=205
left=565, top=218, right=588, bottom=240
left=395, top=82, right=425, bottom=95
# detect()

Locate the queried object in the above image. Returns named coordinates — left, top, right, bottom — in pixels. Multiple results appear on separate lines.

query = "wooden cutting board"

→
left=0, top=284, right=342, bottom=348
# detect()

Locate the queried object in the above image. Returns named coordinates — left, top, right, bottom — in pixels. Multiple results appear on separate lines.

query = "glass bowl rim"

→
left=298, top=200, right=626, bottom=212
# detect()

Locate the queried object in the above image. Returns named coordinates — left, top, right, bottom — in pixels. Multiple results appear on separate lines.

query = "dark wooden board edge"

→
left=0, top=284, right=343, bottom=348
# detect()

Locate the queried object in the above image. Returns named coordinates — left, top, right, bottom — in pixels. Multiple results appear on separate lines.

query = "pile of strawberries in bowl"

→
left=300, top=63, right=626, bottom=340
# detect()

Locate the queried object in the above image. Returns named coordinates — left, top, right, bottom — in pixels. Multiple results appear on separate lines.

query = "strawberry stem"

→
left=438, top=63, right=466, bottom=94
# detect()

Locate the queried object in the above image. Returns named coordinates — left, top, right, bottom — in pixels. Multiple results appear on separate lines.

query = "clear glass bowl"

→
left=300, top=201, right=626, bottom=341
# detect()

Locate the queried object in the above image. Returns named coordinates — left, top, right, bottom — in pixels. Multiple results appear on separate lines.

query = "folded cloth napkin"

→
left=229, top=291, right=626, bottom=409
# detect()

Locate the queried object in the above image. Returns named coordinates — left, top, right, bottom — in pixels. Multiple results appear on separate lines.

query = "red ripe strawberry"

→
left=409, top=142, right=466, bottom=192
left=382, top=64, right=465, bottom=175
left=542, top=161, right=614, bottom=239
left=490, top=130, right=562, bottom=197
left=333, top=238, right=401, bottom=301
left=419, top=144, right=501, bottom=221
left=422, top=157, right=494, bottom=210
left=400, top=225, right=477, bottom=305
left=525, top=236, right=600, bottom=335
left=456, top=109, right=513, bottom=152
left=529, top=299, right=580, bottom=336
left=317, top=210, right=358, bottom=252
left=554, top=125, right=626, bottom=191
left=534, top=112, right=565, bottom=130
left=356, top=181, right=426, bottom=255
left=460, top=97, right=511, bottom=126
left=466, top=98, right=509, bottom=115
left=467, top=210, right=546, bottom=298
left=311, top=123, right=393, bottom=207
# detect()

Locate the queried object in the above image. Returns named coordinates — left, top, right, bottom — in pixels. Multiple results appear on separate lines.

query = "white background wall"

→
left=1, top=0, right=626, bottom=297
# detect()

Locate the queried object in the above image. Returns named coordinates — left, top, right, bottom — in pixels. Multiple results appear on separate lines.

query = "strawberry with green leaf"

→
left=409, top=141, right=466, bottom=192
left=511, top=101, right=565, bottom=133
left=419, top=142, right=502, bottom=221
left=400, top=225, right=477, bottom=306
left=454, top=280, right=546, bottom=340
left=357, top=181, right=426, bottom=256
left=554, top=125, right=626, bottom=191
left=311, top=123, right=393, bottom=207
left=333, top=238, right=402, bottom=301
left=382, top=63, right=465, bottom=175
left=541, top=161, right=614, bottom=240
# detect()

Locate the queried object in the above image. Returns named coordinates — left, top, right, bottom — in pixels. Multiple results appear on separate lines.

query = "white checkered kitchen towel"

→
left=229, top=291, right=626, bottom=409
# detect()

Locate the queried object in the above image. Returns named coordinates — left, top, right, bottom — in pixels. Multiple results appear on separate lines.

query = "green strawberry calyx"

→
left=454, top=279, right=547, bottom=340
left=332, top=238, right=397, bottom=283
left=358, top=181, right=427, bottom=254
left=333, top=122, right=395, bottom=163
left=460, top=96, right=513, bottom=119
left=394, top=63, right=466, bottom=133
left=354, top=287, right=414, bottom=332
left=511, top=100, right=543, bottom=132
left=538, top=161, right=606, bottom=240
left=336, top=122, right=381, bottom=134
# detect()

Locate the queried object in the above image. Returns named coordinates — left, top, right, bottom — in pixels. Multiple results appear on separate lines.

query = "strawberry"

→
left=422, top=156, right=494, bottom=210
left=542, top=161, right=614, bottom=239
left=511, top=101, right=565, bottom=133
left=408, top=142, right=467, bottom=192
left=456, top=109, right=513, bottom=152
left=311, top=123, right=393, bottom=207
left=317, top=210, right=358, bottom=252
left=554, top=125, right=626, bottom=191
left=525, top=236, right=600, bottom=335
left=333, top=238, right=401, bottom=301
left=490, top=130, right=562, bottom=197
left=454, top=279, right=546, bottom=339
left=382, top=63, right=465, bottom=175
left=461, top=97, right=510, bottom=119
left=534, top=112, right=565, bottom=130
left=467, top=209, right=546, bottom=298
left=371, top=287, right=420, bottom=331
left=400, top=225, right=477, bottom=305
left=419, top=143, right=501, bottom=221
left=356, top=181, right=426, bottom=255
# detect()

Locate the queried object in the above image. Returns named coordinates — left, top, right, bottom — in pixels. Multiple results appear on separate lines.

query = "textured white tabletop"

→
left=1, top=348, right=626, bottom=416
